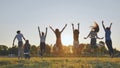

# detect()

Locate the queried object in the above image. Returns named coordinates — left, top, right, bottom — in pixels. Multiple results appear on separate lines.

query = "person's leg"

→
left=20, top=46, right=24, bottom=59
left=73, top=40, right=79, bottom=55
left=40, top=43, right=43, bottom=56
left=19, top=41, right=23, bottom=59
left=18, top=47, right=20, bottom=59
left=91, top=38, right=96, bottom=47
left=43, top=43, right=46, bottom=53
left=41, top=43, right=46, bottom=56
left=90, top=38, right=93, bottom=56
left=28, top=50, right=30, bottom=59
left=93, top=38, right=97, bottom=56
left=18, top=41, right=22, bottom=59
left=109, top=40, right=114, bottom=57
left=25, top=50, right=28, bottom=59
left=40, top=47, right=43, bottom=56
left=28, top=54, right=30, bottom=59
left=106, top=40, right=112, bottom=56
left=91, top=38, right=96, bottom=56
left=26, top=54, right=29, bottom=59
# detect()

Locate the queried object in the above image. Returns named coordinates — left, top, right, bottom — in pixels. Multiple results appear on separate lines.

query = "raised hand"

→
left=102, top=20, right=104, bottom=24
left=46, top=27, right=48, bottom=30
left=102, top=20, right=106, bottom=30
left=110, top=23, right=112, bottom=25
left=72, top=23, right=74, bottom=26
left=38, top=26, right=41, bottom=37
left=49, top=26, right=52, bottom=28
left=84, top=37, right=87, bottom=39
left=110, top=23, right=112, bottom=29
left=38, top=26, right=40, bottom=29
left=65, top=24, right=67, bottom=27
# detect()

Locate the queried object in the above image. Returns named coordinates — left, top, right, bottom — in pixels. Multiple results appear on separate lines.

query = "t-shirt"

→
left=40, top=35, right=46, bottom=43
left=24, top=43, right=30, bottom=51
left=15, top=33, right=24, bottom=41
left=105, top=29, right=111, bottom=40
left=89, top=31, right=97, bottom=38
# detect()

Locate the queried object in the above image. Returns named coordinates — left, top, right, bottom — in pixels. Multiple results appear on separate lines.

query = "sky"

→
left=0, top=0, right=120, bottom=50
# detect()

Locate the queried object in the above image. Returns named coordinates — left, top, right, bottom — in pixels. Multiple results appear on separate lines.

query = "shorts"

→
left=40, top=42, right=46, bottom=50
left=18, top=41, right=23, bottom=47
left=18, top=41, right=23, bottom=57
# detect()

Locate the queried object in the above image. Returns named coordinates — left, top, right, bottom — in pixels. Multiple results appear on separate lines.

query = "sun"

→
left=62, top=35, right=73, bottom=46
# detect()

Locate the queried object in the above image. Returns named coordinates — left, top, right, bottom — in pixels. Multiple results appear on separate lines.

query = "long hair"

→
left=91, top=22, right=99, bottom=32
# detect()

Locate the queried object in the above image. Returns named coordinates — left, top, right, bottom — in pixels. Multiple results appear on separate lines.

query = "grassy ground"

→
left=0, top=57, right=120, bottom=68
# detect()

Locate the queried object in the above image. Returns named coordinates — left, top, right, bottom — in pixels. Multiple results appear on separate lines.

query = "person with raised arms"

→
left=49, top=24, right=67, bottom=53
left=102, top=20, right=114, bottom=57
left=84, top=22, right=103, bottom=56
left=38, top=26, right=47, bottom=57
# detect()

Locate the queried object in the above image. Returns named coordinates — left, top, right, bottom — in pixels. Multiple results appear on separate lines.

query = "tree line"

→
left=0, top=41, right=120, bottom=57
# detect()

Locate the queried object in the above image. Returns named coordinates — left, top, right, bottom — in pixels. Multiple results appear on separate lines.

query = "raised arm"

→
left=49, top=26, right=55, bottom=33
left=84, top=31, right=91, bottom=39
left=61, top=24, right=67, bottom=33
left=78, top=23, right=80, bottom=31
left=109, top=23, right=112, bottom=29
left=38, top=26, right=41, bottom=37
left=72, top=23, right=74, bottom=31
left=45, top=27, right=48, bottom=37
left=102, top=21, right=106, bottom=30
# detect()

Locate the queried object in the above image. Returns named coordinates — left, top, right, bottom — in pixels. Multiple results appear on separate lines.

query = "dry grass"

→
left=0, top=57, right=120, bottom=68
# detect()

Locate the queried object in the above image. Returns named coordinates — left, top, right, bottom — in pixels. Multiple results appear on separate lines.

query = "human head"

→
left=42, top=32, right=44, bottom=35
left=55, top=29, right=59, bottom=33
left=106, top=27, right=110, bottom=30
left=26, top=40, right=29, bottom=43
left=74, top=29, right=79, bottom=34
left=17, top=30, right=20, bottom=34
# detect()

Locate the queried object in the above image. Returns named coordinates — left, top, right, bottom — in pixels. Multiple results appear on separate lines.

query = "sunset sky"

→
left=0, top=0, right=120, bottom=50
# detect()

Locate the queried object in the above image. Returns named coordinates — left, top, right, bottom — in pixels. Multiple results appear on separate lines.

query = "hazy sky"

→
left=0, top=0, right=120, bottom=50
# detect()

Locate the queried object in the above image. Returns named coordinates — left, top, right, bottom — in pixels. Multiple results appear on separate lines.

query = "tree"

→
left=45, top=44, right=51, bottom=56
left=30, top=45, right=38, bottom=57
left=0, top=45, right=9, bottom=56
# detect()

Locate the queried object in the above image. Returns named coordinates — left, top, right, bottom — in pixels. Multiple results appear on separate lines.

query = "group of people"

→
left=13, top=31, right=30, bottom=59
left=12, top=20, right=114, bottom=60
left=84, top=21, right=114, bottom=57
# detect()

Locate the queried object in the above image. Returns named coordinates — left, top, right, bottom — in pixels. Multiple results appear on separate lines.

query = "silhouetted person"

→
left=38, top=26, right=47, bottom=57
left=72, top=23, right=80, bottom=55
left=84, top=22, right=103, bottom=56
left=102, top=21, right=114, bottom=57
left=49, top=24, right=67, bottom=52
left=72, top=23, right=80, bottom=48
left=84, top=22, right=103, bottom=46
left=24, top=40, right=30, bottom=59
left=13, top=30, right=26, bottom=60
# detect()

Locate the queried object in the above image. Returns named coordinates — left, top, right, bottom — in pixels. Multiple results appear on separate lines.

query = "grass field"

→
left=0, top=57, right=120, bottom=68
